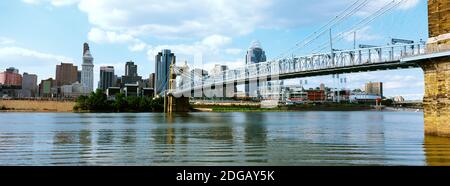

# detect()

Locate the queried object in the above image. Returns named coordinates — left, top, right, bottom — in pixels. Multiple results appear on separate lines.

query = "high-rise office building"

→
left=155, top=49, right=176, bottom=95
left=77, top=71, right=81, bottom=83
left=99, top=66, right=115, bottom=90
left=365, top=82, right=383, bottom=97
left=121, top=61, right=142, bottom=85
left=56, top=63, right=78, bottom=86
left=149, top=73, right=155, bottom=89
left=81, top=43, right=94, bottom=93
left=245, top=41, right=267, bottom=97
left=125, top=61, right=138, bottom=77
left=245, top=40, right=267, bottom=65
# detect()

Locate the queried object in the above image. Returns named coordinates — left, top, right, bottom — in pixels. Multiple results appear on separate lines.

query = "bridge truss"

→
left=172, top=43, right=426, bottom=96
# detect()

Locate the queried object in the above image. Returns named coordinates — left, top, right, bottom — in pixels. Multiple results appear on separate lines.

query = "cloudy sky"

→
left=0, top=0, right=427, bottom=99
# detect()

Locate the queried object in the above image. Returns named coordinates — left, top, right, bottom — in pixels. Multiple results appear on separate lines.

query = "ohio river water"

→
left=0, top=111, right=450, bottom=166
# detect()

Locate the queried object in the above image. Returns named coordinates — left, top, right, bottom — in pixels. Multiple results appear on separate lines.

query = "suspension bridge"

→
left=161, top=0, right=450, bottom=138
left=173, top=42, right=448, bottom=96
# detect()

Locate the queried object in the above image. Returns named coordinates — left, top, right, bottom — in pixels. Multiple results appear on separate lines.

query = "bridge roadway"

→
left=172, top=43, right=450, bottom=96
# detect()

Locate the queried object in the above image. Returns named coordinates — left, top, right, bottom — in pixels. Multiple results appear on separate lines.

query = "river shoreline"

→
left=1, top=99, right=423, bottom=113
left=0, top=99, right=75, bottom=112
left=193, top=103, right=422, bottom=112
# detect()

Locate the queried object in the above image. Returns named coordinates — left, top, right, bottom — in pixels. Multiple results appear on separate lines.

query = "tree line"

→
left=74, top=89, right=164, bottom=112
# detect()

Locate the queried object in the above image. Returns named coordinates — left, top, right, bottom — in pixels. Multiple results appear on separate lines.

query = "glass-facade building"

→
left=155, top=49, right=176, bottom=95
left=99, top=66, right=115, bottom=90
left=245, top=41, right=267, bottom=97
left=121, top=61, right=142, bottom=85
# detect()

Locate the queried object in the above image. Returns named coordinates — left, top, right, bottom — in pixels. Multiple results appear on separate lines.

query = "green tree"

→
left=138, top=97, right=152, bottom=111
left=73, top=90, right=165, bottom=112
left=112, top=93, right=127, bottom=112
left=87, top=89, right=108, bottom=111
left=151, top=97, right=164, bottom=112
left=74, top=95, right=89, bottom=111
left=126, top=96, right=141, bottom=111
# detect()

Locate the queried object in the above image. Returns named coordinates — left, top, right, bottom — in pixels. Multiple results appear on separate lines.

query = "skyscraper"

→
left=149, top=73, right=155, bottom=89
left=99, top=66, right=115, bottom=90
left=245, top=40, right=266, bottom=65
left=77, top=71, right=81, bottom=83
left=125, top=61, right=138, bottom=77
left=245, top=41, right=267, bottom=97
left=55, top=63, right=78, bottom=86
left=81, top=43, right=94, bottom=93
left=155, top=49, right=176, bottom=95
left=121, top=61, right=142, bottom=85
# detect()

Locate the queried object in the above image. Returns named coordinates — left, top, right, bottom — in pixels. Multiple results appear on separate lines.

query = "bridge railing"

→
left=176, top=43, right=425, bottom=93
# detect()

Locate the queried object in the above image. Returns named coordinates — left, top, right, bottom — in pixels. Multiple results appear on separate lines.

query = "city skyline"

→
left=0, top=0, right=426, bottom=99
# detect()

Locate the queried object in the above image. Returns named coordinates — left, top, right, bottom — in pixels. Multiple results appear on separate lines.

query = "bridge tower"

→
left=164, top=64, right=190, bottom=113
left=422, top=0, right=450, bottom=137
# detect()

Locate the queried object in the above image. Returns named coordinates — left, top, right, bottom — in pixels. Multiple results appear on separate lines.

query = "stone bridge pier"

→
left=422, top=0, right=450, bottom=137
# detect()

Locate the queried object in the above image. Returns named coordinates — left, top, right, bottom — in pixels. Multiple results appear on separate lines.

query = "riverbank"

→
left=0, top=99, right=75, bottom=112
left=192, top=103, right=373, bottom=112
left=1, top=99, right=420, bottom=113
left=385, top=107, right=423, bottom=112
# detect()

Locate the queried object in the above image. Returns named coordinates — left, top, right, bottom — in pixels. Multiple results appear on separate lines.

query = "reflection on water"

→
left=0, top=111, right=449, bottom=165
left=424, top=136, right=450, bottom=166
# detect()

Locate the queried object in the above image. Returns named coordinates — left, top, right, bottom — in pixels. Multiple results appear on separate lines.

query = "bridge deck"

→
left=173, top=43, right=450, bottom=95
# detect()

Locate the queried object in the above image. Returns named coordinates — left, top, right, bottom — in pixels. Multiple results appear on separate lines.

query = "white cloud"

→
left=344, top=26, right=381, bottom=42
left=128, top=41, right=148, bottom=52
left=201, top=35, right=232, bottom=49
left=88, top=28, right=134, bottom=44
left=74, top=0, right=419, bottom=39
left=146, top=34, right=233, bottom=57
left=50, top=0, right=80, bottom=6
left=76, top=0, right=271, bottom=38
left=356, top=0, right=420, bottom=16
left=383, top=75, right=423, bottom=89
left=145, top=34, right=245, bottom=72
left=22, top=0, right=41, bottom=5
left=0, top=46, right=74, bottom=82
left=0, top=37, right=15, bottom=45
left=88, top=27, right=150, bottom=52
left=225, top=48, right=243, bottom=55
left=202, top=59, right=245, bottom=72
left=22, top=0, right=79, bottom=6
left=23, top=0, right=421, bottom=40
left=0, top=46, right=73, bottom=62
left=397, top=0, right=420, bottom=10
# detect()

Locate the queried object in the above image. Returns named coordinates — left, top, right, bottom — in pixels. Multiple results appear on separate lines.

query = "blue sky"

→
left=0, top=0, right=427, bottom=100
